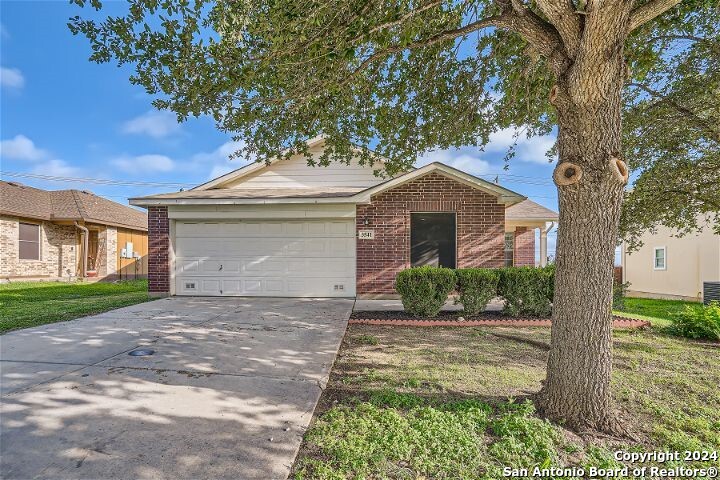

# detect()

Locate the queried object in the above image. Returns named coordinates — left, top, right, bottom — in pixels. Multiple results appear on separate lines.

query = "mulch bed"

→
left=350, top=310, right=651, bottom=329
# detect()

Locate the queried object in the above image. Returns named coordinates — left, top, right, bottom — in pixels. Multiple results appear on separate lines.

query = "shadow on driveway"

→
left=1, top=297, right=352, bottom=479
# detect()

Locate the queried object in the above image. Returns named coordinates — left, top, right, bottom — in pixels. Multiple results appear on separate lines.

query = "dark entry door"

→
left=410, top=213, right=456, bottom=268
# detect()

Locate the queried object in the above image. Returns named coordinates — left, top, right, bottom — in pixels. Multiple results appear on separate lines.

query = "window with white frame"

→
left=19, top=222, right=41, bottom=260
left=653, top=247, right=666, bottom=270
left=504, top=232, right=515, bottom=267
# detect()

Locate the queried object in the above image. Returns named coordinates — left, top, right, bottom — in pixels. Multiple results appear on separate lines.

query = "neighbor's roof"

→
left=506, top=199, right=558, bottom=221
left=0, top=181, right=148, bottom=231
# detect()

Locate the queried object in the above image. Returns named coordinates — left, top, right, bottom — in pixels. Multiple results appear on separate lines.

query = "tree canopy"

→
left=70, top=1, right=713, bottom=179
left=620, top=11, right=720, bottom=249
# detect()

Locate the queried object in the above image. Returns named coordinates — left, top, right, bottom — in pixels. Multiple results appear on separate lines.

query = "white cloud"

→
left=121, top=110, right=181, bottom=138
left=112, top=154, right=175, bottom=173
left=208, top=164, right=237, bottom=179
left=31, top=159, right=83, bottom=177
left=485, top=127, right=556, bottom=164
left=416, top=149, right=491, bottom=175
left=1, top=135, right=83, bottom=177
left=1, top=67, right=24, bottom=89
left=191, top=140, right=251, bottom=179
left=0, top=135, right=47, bottom=161
left=192, top=140, right=246, bottom=163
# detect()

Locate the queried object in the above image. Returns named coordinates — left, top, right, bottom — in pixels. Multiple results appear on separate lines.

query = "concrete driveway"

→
left=0, top=297, right=352, bottom=479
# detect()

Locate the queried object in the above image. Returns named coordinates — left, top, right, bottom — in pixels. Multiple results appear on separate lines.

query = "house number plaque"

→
left=358, top=230, right=375, bottom=240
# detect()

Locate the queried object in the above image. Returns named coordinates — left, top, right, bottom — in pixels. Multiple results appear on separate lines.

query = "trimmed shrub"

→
left=455, top=268, right=500, bottom=315
left=497, top=266, right=554, bottom=317
left=670, top=302, right=720, bottom=340
left=395, top=266, right=457, bottom=317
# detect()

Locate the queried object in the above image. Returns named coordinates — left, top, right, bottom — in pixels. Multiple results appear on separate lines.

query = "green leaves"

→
left=620, top=2, right=720, bottom=247
left=67, top=0, right=555, bottom=169
left=497, top=266, right=554, bottom=317
left=455, top=268, right=500, bottom=315
left=395, top=266, right=457, bottom=317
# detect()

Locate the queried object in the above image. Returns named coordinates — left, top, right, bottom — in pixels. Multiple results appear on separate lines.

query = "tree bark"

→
left=538, top=19, right=629, bottom=432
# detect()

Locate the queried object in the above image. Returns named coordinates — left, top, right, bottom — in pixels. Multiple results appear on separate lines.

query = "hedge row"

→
left=395, top=265, right=555, bottom=318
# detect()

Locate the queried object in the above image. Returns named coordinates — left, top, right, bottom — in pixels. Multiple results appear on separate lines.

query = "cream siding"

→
left=623, top=220, right=720, bottom=301
left=222, top=146, right=387, bottom=189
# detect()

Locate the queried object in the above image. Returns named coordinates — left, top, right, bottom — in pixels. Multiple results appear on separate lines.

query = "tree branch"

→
left=349, top=0, right=446, bottom=44
left=629, top=82, right=720, bottom=143
left=347, top=9, right=569, bottom=82
left=534, top=0, right=582, bottom=56
left=629, top=0, right=683, bottom=31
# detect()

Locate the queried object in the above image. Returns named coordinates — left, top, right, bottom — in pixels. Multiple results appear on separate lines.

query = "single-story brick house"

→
left=1, top=181, right=148, bottom=282
left=130, top=137, right=557, bottom=298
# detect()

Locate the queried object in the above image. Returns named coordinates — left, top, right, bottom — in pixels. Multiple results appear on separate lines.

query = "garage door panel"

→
left=176, top=221, right=353, bottom=238
left=177, top=256, right=353, bottom=277
left=175, top=219, right=355, bottom=297
left=178, top=260, right=199, bottom=273
left=178, top=238, right=354, bottom=258
left=243, top=258, right=285, bottom=274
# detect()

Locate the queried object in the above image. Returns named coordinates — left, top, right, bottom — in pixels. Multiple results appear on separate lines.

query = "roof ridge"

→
left=69, top=190, right=89, bottom=220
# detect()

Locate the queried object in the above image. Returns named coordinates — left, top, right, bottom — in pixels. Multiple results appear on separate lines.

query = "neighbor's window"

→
left=504, top=232, right=514, bottom=267
left=653, top=247, right=666, bottom=270
left=19, top=222, right=40, bottom=260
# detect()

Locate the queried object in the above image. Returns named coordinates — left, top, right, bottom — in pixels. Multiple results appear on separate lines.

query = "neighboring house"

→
left=130, top=137, right=558, bottom=298
left=622, top=219, right=720, bottom=302
left=1, top=181, right=148, bottom=282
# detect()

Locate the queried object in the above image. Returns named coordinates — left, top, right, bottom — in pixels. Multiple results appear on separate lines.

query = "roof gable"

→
left=194, top=136, right=389, bottom=191
left=354, top=163, right=526, bottom=205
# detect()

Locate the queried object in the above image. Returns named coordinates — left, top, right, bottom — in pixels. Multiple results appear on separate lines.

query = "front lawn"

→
left=0, top=280, right=152, bottom=333
left=614, top=297, right=703, bottom=328
left=293, top=325, right=720, bottom=479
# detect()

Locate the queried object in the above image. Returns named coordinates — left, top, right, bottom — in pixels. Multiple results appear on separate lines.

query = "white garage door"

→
left=174, top=220, right=356, bottom=297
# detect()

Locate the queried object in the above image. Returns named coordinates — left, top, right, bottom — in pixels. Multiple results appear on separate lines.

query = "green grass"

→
left=0, top=280, right=152, bottom=333
left=293, top=325, right=720, bottom=479
left=614, top=297, right=702, bottom=328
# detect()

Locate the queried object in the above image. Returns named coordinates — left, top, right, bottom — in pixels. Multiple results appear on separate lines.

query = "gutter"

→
left=74, top=222, right=89, bottom=278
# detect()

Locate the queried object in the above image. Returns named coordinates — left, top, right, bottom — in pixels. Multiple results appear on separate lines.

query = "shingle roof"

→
left=0, top=181, right=147, bottom=231
left=131, top=187, right=365, bottom=201
left=506, top=199, right=558, bottom=221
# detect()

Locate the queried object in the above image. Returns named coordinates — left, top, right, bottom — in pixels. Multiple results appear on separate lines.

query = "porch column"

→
left=539, top=222, right=554, bottom=267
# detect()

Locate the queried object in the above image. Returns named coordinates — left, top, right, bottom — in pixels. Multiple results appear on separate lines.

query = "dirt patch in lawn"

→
left=323, top=325, right=550, bottom=411
left=293, top=324, right=720, bottom=479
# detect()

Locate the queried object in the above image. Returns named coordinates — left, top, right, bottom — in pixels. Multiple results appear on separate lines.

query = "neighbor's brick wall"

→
left=0, top=216, right=78, bottom=279
left=356, top=172, right=505, bottom=295
left=513, top=226, right=535, bottom=266
left=148, top=206, right=170, bottom=294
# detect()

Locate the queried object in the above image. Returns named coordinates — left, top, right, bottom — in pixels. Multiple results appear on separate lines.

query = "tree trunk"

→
left=538, top=39, right=629, bottom=432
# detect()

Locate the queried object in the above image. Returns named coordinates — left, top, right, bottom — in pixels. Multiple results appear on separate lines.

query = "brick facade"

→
left=356, top=172, right=506, bottom=295
left=513, top=226, right=535, bottom=267
left=148, top=206, right=170, bottom=294
left=1, top=216, right=78, bottom=280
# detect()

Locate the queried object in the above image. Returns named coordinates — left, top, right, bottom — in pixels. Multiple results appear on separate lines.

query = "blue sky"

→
left=1, top=1, right=562, bottom=260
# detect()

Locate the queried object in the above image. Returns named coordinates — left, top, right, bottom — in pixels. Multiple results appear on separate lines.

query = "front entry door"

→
left=410, top=213, right=456, bottom=268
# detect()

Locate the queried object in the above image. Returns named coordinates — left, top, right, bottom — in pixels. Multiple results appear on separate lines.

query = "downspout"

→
left=75, top=222, right=89, bottom=278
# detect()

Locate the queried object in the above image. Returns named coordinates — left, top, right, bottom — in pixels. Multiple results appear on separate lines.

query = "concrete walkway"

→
left=353, top=297, right=504, bottom=312
left=0, top=297, right=352, bottom=480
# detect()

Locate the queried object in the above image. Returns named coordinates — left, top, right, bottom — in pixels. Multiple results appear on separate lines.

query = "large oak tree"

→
left=70, top=0, right=715, bottom=431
